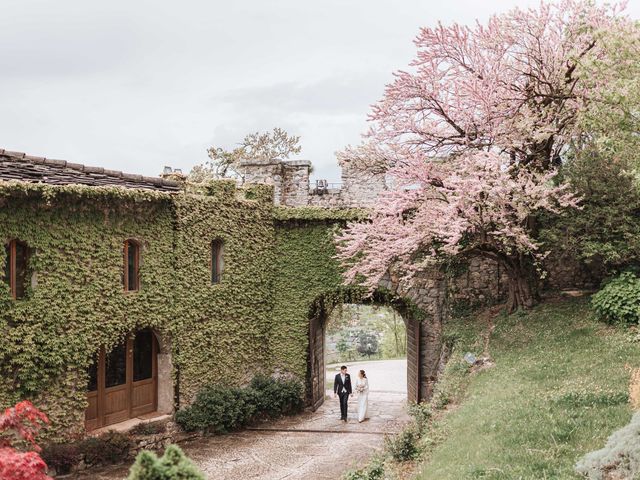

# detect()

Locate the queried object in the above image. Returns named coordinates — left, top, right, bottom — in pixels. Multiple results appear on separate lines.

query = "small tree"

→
left=376, top=309, right=407, bottom=358
left=190, top=127, right=301, bottom=181
left=356, top=332, right=379, bottom=359
left=0, top=401, right=52, bottom=480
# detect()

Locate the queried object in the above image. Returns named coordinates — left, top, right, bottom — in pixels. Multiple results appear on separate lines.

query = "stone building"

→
left=0, top=148, right=588, bottom=442
left=0, top=148, right=462, bottom=440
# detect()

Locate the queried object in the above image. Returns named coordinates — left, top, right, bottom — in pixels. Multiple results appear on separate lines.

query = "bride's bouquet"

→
left=355, top=384, right=365, bottom=394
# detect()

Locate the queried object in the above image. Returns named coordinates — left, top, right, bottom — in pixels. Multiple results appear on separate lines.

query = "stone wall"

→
left=240, top=158, right=386, bottom=208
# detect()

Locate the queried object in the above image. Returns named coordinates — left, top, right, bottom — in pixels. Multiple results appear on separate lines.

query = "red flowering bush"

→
left=0, top=401, right=52, bottom=480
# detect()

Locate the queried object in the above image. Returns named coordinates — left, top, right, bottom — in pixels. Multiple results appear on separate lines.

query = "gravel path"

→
left=73, top=359, right=409, bottom=480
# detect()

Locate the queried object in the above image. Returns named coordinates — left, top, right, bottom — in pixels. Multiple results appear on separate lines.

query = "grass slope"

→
left=419, top=298, right=639, bottom=480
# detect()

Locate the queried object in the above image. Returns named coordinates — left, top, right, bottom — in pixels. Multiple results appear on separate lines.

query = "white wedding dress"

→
left=356, top=377, right=369, bottom=422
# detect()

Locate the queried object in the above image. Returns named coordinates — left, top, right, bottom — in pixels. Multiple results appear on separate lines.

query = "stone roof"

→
left=0, top=149, right=180, bottom=192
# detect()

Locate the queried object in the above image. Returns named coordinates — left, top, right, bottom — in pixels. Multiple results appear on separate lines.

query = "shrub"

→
left=0, top=401, right=52, bottom=480
left=249, top=374, right=304, bottom=418
left=80, top=430, right=131, bottom=466
left=129, top=421, right=167, bottom=436
left=408, top=402, right=432, bottom=437
left=385, top=427, right=420, bottom=462
left=175, top=375, right=304, bottom=433
left=175, top=385, right=255, bottom=433
left=592, top=272, right=640, bottom=324
left=342, top=457, right=385, bottom=480
left=40, top=442, right=79, bottom=475
left=127, top=444, right=204, bottom=480
left=576, top=410, right=640, bottom=479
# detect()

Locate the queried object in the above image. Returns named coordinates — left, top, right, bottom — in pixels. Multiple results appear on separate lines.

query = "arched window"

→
left=3, top=239, right=30, bottom=299
left=123, top=240, right=140, bottom=292
left=211, top=239, right=224, bottom=284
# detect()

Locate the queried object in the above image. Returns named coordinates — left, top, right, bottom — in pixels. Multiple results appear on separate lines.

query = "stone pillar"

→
left=154, top=332, right=174, bottom=415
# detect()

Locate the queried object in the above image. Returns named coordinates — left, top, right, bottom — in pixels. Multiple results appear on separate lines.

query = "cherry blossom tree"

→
left=337, top=1, right=635, bottom=311
left=337, top=152, right=578, bottom=311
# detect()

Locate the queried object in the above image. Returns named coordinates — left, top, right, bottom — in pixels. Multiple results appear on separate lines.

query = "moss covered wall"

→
left=0, top=183, right=361, bottom=439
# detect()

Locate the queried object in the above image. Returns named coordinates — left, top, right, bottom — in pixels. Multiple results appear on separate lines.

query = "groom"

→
left=333, top=365, right=352, bottom=422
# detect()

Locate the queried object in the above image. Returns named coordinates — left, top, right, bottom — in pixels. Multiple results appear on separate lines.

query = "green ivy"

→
left=0, top=180, right=424, bottom=441
left=0, top=180, right=370, bottom=439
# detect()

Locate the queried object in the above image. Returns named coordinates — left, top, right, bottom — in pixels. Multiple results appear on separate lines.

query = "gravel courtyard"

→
left=75, top=359, right=410, bottom=480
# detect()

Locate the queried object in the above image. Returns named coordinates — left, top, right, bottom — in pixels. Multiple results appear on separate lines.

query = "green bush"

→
left=127, top=444, right=204, bottom=480
left=175, top=385, right=255, bottom=433
left=130, top=420, right=167, bottom=436
left=385, top=427, right=420, bottom=462
left=342, top=457, right=385, bottom=480
left=408, top=402, right=433, bottom=437
left=249, top=374, right=304, bottom=418
left=80, top=430, right=132, bottom=466
left=41, top=442, right=80, bottom=474
left=175, top=375, right=304, bottom=433
left=592, top=272, right=640, bottom=324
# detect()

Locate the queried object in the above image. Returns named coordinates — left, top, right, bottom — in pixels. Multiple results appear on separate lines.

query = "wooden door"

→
left=406, top=319, right=421, bottom=403
left=85, top=330, right=158, bottom=430
left=308, top=315, right=325, bottom=411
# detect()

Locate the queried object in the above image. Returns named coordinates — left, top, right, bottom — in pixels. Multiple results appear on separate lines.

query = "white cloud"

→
left=0, top=0, right=637, bottom=182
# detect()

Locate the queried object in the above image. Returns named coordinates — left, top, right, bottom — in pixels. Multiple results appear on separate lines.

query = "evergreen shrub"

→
left=127, top=444, right=204, bottom=480
left=249, top=374, right=304, bottom=418
left=576, top=411, right=640, bottom=479
left=40, top=442, right=79, bottom=475
left=80, top=430, right=132, bottom=466
left=175, top=375, right=303, bottom=433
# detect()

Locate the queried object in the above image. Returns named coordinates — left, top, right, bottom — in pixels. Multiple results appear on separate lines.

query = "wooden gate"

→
left=307, top=314, right=325, bottom=411
left=406, top=319, right=421, bottom=403
left=85, top=330, right=158, bottom=430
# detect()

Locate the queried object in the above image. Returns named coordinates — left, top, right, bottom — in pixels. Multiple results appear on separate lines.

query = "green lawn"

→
left=418, top=298, right=640, bottom=480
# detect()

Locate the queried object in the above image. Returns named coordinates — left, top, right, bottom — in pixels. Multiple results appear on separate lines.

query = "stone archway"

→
left=305, top=288, right=425, bottom=410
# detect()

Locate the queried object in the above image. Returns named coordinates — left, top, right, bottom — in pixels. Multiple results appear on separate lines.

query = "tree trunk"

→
left=503, top=256, right=537, bottom=313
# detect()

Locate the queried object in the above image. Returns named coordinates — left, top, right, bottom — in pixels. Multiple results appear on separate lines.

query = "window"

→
left=4, top=239, right=30, bottom=299
left=133, top=330, right=154, bottom=381
left=211, top=240, right=224, bottom=284
left=123, top=240, right=140, bottom=292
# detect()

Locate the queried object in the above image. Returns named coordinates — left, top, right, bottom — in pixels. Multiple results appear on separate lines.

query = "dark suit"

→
left=334, top=373, right=352, bottom=420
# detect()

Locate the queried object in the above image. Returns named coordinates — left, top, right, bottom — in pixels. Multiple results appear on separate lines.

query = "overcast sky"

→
left=2, top=1, right=639, bottom=183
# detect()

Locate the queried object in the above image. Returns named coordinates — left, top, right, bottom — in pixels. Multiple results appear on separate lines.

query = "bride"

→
left=355, top=369, right=369, bottom=423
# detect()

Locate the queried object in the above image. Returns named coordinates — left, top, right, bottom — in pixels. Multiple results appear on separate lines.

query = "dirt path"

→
left=75, top=360, right=410, bottom=480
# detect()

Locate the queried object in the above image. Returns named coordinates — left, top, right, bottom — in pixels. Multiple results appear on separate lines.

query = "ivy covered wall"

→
left=0, top=183, right=176, bottom=438
left=171, top=182, right=277, bottom=402
left=0, top=181, right=364, bottom=440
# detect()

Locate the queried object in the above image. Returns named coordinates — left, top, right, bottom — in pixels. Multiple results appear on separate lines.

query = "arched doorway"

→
left=306, top=290, right=423, bottom=410
left=85, top=329, right=158, bottom=430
